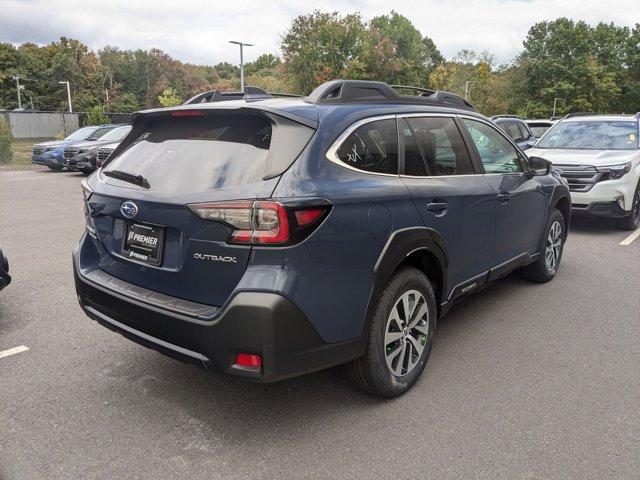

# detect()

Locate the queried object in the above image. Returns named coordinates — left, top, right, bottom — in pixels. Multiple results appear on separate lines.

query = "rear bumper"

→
left=73, top=248, right=363, bottom=382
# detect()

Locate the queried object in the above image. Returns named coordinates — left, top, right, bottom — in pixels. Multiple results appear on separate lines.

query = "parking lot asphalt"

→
left=1, top=168, right=639, bottom=480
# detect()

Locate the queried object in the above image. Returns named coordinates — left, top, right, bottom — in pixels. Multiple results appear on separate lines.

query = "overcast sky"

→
left=1, top=0, right=639, bottom=66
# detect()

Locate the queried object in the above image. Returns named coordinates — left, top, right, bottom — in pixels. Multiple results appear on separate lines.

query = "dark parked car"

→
left=32, top=124, right=122, bottom=171
left=74, top=81, right=570, bottom=397
left=0, top=247, right=10, bottom=292
left=66, top=125, right=132, bottom=173
left=492, top=115, right=537, bottom=150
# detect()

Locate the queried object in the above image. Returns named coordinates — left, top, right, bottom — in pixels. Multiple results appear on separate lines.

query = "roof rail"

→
left=183, top=86, right=273, bottom=105
left=268, top=92, right=304, bottom=98
left=635, top=111, right=640, bottom=121
left=390, top=85, right=436, bottom=95
left=563, top=112, right=596, bottom=119
left=304, top=80, right=475, bottom=111
left=490, top=114, right=520, bottom=120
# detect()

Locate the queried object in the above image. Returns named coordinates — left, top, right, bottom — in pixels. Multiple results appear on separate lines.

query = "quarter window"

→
left=404, top=117, right=474, bottom=176
left=462, top=119, right=524, bottom=174
left=335, top=119, right=398, bottom=174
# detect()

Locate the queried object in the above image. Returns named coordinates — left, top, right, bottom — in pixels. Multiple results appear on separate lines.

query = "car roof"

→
left=140, top=80, right=483, bottom=129
left=136, top=96, right=487, bottom=130
left=562, top=115, right=637, bottom=122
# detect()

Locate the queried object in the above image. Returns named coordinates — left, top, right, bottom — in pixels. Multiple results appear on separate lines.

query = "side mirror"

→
left=528, top=156, right=551, bottom=176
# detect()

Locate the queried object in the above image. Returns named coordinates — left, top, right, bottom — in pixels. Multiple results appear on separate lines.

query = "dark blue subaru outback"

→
left=74, top=81, right=570, bottom=397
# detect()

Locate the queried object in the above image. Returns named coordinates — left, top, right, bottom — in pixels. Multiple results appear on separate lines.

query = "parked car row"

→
left=490, top=112, right=640, bottom=229
left=32, top=123, right=131, bottom=173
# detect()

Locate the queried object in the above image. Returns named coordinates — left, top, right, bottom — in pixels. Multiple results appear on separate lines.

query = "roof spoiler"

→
left=304, top=80, right=476, bottom=111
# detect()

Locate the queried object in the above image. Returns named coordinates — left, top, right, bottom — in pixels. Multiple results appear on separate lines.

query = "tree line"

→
left=0, top=12, right=639, bottom=118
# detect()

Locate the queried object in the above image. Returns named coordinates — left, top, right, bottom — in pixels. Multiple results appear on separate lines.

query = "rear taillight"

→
left=187, top=200, right=330, bottom=246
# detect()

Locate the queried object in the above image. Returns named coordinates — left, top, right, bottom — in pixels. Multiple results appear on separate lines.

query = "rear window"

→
left=528, top=123, right=552, bottom=137
left=103, top=113, right=275, bottom=192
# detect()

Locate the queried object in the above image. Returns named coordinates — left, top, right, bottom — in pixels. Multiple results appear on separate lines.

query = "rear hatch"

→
left=88, top=108, right=315, bottom=307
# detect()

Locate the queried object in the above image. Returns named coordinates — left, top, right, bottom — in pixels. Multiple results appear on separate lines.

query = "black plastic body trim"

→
left=73, top=251, right=364, bottom=382
left=365, top=227, right=448, bottom=333
left=572, top=201, right=629, bottom=218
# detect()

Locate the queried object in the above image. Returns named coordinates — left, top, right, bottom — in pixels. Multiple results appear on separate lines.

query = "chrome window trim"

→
left=325, top=111, right=529, bottom=177
left=325, top=112, right=463, bottom=177
left=325, top=114, right=399, bottom=177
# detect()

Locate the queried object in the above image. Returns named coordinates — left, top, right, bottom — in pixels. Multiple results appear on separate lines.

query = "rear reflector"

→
left=235, top=353, right=261, bottom=369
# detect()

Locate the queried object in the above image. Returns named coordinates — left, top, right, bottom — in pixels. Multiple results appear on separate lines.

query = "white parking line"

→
left=620, top=228, right=640, bottom=246
left=0, top=345, right=29, bottom=359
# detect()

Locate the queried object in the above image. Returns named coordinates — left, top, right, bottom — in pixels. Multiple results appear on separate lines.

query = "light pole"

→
left=552, top=97, right=562, bottom=118
left=464, top=80, right=476, bottom=100
left=58, top=81, right=72, bottom=113
left=12, top=76, right=24, bottom=109
left=229, top=40, right=253, bottom=91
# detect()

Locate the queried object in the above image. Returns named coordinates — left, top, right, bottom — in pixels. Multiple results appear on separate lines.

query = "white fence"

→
left=1, top=111, right=80, bottom=139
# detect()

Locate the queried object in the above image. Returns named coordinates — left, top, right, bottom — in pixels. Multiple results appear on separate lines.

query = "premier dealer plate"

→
left=122, top=222, right=164, bottom=266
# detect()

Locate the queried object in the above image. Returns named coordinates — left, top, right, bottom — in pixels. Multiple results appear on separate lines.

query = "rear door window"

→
left=404, top=117, right=474, bottom=176
left=103, top=113, right=275, bottom=192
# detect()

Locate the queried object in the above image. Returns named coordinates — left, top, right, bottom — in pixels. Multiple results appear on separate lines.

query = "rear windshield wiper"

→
left=103, top=170, right=151, bottom=189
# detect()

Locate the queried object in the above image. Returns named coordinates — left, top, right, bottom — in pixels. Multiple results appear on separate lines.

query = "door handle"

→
left=497, top=193, right=511, bottom=203
left=426, top=202, right=448, bottom=216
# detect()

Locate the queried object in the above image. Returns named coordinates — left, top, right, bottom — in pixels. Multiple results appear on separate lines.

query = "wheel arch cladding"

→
left=364, top=227, right=448, bottom=336
left=554, top=194, right=571, bottom=231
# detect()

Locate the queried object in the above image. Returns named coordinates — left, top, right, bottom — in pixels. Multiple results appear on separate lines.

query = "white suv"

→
left=528, top=114, right=640, bottom=230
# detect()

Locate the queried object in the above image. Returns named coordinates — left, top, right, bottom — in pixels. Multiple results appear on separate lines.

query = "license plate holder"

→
left=122, top=222, right=164, bottom=266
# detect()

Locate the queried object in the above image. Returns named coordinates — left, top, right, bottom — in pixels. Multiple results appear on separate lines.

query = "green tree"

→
left=245, top=54, right=281, bottom=77
left=368, top=11, right=429, bottom=86
left=520, top=18, right=626, bottom=115
left=282, top=10, right=369, bottom=93
left=157, top=87, right=182, bottom=107
left=85, top=105, right=108, bottom=125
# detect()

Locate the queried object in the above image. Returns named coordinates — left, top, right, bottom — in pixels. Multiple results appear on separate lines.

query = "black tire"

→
left=79, top=168, right=94, bottom=175
left=47, top=165, right=63, bottom=171
left=617, top=182, right=640, bottom=231
left=520, top=208, right=565, bottom=283
left=346, top=267, right=437, bottom=398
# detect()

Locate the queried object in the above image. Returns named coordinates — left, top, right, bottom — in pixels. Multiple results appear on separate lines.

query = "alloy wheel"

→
left=384, top=290, right=429, bottom=377
left=632, top=190, right=640, bottom=225
left=544, top=220, right=562, bottom=272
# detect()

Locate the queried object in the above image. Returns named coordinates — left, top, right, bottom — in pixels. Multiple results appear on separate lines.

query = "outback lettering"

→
left=194, top=253, right=237, bottom=263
